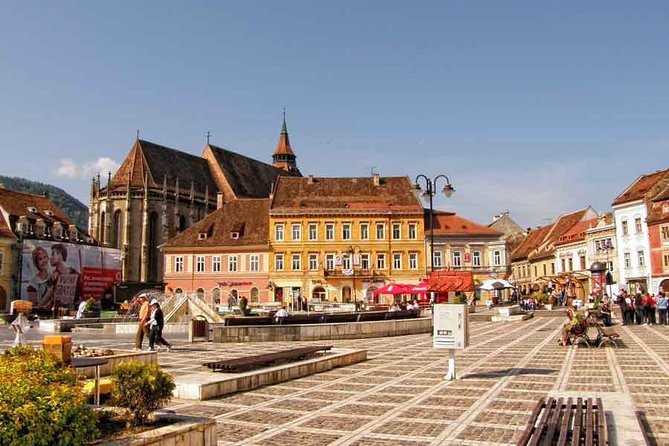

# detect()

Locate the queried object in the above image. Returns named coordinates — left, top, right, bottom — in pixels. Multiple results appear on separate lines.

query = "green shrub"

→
left=109, top=361, right=175, bottom=426
left=0, top=346, right=99, bottom=445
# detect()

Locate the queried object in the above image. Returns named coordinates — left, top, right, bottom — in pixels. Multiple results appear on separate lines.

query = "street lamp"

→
left=600, top=240, right=615, bottom=299
left=413, top=174, right=455, bottom=272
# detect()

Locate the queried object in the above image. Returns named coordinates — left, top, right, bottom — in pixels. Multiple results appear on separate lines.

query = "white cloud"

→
left=55, top=157, right=120, bottom=180
left=56, top=159, right=78, bottom=179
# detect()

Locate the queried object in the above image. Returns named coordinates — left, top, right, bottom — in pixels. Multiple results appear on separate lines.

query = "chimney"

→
left=373, top=173, right=380, bottom=187
left=307, top=175, right=314, bottom=184
left=216, top=192, right=224, bottom=210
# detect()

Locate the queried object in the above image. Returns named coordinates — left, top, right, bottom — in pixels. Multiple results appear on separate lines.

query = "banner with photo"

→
left=21, top=240, right=121, bottom=309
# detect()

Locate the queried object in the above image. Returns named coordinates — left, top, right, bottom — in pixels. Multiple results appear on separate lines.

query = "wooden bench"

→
left=518, top=397, right=606, bottom=446
left=203, top=345, right=333, bottom=373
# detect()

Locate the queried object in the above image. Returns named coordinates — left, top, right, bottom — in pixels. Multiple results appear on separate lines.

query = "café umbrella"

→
left=373, top=283, right=413, bottom=296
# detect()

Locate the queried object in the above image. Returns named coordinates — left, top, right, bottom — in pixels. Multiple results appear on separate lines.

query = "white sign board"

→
left=433, top=304, right=469, bottom=350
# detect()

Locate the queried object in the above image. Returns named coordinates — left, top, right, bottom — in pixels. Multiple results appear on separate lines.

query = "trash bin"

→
left=189, top=316, right=209, bottom=343
left=43, top=335, right=72, bottom=364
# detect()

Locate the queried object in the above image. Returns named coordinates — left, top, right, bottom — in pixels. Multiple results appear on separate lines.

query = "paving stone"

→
left=260, top=430, right=342, bottom=446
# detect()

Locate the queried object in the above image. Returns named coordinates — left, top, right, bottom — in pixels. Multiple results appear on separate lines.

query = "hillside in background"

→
left=0, top=175, right=89, bottom=231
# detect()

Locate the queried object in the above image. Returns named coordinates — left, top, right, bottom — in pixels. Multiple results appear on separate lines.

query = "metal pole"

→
left=429, top=180, right=434, bottom=272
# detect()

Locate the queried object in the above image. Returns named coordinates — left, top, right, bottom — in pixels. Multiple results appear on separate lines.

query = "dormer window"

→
left=43, top=210, right=54, bottom=216
left=198, top=232, right=208, bottom=240
left=230, top=231, right=240, bottom=240
left=27, top=206, right=38, bottom=213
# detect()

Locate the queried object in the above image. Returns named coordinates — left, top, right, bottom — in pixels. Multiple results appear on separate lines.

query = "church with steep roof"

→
left=88, top=119, right=301, bottom=284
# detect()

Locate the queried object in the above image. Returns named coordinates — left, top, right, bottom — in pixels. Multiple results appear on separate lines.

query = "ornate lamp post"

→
left=347, top=245, right=358, bottom=310
left=413, top=175, right=455, bottom=272
left=600, top=240, right=615, bottom=299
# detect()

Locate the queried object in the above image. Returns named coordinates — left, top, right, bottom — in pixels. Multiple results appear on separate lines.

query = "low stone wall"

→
left=99, top=414, right=216, bottom=446
left=212, top=316, right=432, bottom=342
left=74, top=350, right=157, bottom=379
left=102, top=322, right=189, bottom=335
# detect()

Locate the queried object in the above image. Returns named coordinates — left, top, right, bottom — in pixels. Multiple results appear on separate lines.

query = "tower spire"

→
left=272, top=108, right=301, bottom=175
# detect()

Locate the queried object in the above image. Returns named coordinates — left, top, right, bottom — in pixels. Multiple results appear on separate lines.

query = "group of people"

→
left=133, top=294, right=172, bottom=352
left=618, top=290, right=668, bottom=325
left=389, top=299, right=421, bottom=313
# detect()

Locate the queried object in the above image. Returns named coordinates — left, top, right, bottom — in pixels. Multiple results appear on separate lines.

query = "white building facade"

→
left=612, top=201, right=651, bottom=294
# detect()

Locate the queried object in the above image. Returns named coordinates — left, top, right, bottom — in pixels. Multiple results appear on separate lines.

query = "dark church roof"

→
left=205, top=144, right=298, bottom=199
left=110, top=139, right=217, bottom=194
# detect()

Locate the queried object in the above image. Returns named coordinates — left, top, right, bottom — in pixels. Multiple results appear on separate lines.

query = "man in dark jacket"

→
left=148, top=299, right=172, bottom=352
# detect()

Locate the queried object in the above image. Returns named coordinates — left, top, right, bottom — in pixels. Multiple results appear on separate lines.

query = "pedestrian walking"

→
left=148, top=299, right=172, bottom=352
left=133, top=294, right=150, bottom=351
left=657, top=293, right=668, bottom=325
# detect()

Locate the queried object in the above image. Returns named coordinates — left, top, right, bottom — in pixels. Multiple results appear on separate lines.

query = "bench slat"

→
left=556, top=397, right=573, bottom=446
left=203, top=345, right=332, bottom=372
left=571, top=397, right=582, bottom=446
left=596, top=398, right=606, bottom=445
left=544, top=397, right=563, bottom=445
left=518, top=397, right=545, bottom=446
left=529, top=397, right=554, bottom=446
left=585, top=398, right=594, bottom=446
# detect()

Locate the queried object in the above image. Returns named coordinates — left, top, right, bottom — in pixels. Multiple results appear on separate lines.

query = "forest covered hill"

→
left=0, top=175, right=89, bottom=230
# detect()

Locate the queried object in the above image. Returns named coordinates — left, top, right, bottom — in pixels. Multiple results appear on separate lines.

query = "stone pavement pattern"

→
left=3, top=317, right=669, bottom=445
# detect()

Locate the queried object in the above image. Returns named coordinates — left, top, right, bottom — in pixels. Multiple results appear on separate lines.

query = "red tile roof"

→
left=510, top=225, right=551, bottom=261
left=428, top=212, right=502, bottom=237
left=612, top=169, right=669, bottom=206
left=528, top=207, right=593, bottom=260
left=0, top=211, right=14, bottom=239
left=271, top=176, right=423, bottom=213
left=163, top=199, right=270, bottom=248
left=273, top=120, right=295, bottom=156
left=555, top=217, right=599, bottom=246
left=0, top=187, right=73, bottom=228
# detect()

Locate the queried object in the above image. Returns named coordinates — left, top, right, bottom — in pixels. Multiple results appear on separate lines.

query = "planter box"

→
left=98, top=414, right=216, bottom=446
left=74, top=350, right=157, bottom=379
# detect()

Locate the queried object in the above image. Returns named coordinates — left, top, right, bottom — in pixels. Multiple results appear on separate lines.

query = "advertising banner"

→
left=21, top=240, right=121, bottom=309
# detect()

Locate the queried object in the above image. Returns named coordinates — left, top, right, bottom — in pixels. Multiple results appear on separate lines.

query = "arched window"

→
left=212, top=288, right=221, bottom=305
left=100, top=212, right=106, bottom=244
left=113, top=210, right=123, bottom=249
left=312, top=286, right=326, bottom=301
left=342, top=286, right=352, bottom=302
left=250, top=287, right=259, bottom=303
left=196, top=288, right=205, bottom=300
left=175, top=288, right=183, bottom=297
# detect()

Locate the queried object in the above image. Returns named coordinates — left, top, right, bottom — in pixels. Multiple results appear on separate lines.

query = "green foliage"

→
left=109, top=361, right=175, bottom=426
left=533, top=292, right=549, bottom=304
left=0, top=175, right=89, bottom=230
left=84, top=298, right=96, bottom=312
left=0, top=346, right=99, bottom=446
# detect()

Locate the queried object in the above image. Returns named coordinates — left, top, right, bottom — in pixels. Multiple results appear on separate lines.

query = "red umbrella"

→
left=405, top=280, right=430, bottom=294
left=373, top=283, right=412, bottom=296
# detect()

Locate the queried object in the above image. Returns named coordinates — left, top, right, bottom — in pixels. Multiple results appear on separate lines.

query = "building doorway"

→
left=312, top=286, right=326, bottom=301
left=660, top=279, right=669, bottom=294
left=342, top=286, right=352, bottom=302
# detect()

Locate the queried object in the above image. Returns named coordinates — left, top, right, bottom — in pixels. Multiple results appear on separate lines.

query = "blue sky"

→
left=1, top=1, right=667, bottom=228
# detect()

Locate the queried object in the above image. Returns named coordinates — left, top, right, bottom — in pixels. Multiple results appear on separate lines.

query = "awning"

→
left=373, top=283, right=412, bottom=296
left=426, top=271, right=475, bottom=293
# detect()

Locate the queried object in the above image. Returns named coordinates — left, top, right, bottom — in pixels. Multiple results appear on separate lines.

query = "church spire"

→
left=272, top=108, right=300, bottom=175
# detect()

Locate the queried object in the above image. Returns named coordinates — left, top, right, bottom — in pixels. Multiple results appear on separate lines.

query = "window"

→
left=275, top=254, right=284, bottom=271
left=664, top=253, right=669, bottom=268
left=309, top=253, right=318, bottom=270
left=250, top=287, right=259, bottom=303
left=342, top=254, right=352, bottom=270
left=607, top=261, right=614, bottom=272
left=174, top=256, right=184, bottom=273
left=360, top=223, right=369, bottom=240
left=661, top=226, right=669, bottom=242
left=325, top=254, right=335, bottom=270
left=493, top=250, right=502, bottom=266
left=551, top=262, right=555, bottom=275
left=392, top=223, right=401, bottom=240
left=292, top=254, right=301, bottom=270
left=308, top=223, right=318, bottom=241
left=579, top=256, right=586, bottom=271
left=393, top=252, right=402, bottom=269
left=561, top=258, right=566, bottom=272
left=250, top=255, right=259, bottom=272
left=621, top=220, right=628, bottom=236
left=342, top=223, right=351, bottom=240
left=291, top=223, right=301, bottom=241
left=568, top=258, right=573, bottom=271
left=212, top=256, right=221, bottom=272
left=408, top=223, right=417, bottom=240
left=0, top=251, right=3, bottom=274
left=376, top=223, right=385, bottom=239
left=452, top=251, right=462, bottom=267
left=376, top=253, right=386, bottom=269
left=409, top=252, right=418, bottom=270
left=195, top=256, right=205, bottom=272
left=433, top=251, right=443, bottom=268
left=543, top=264, right=546, bottom=275
left=624, top=252, right=631, bottom=268
left=472, top=251, right=481, bottom=267
left=325, top=223, right=335, bottom=240
left=360, top=253, right=370, bottom=270
left=635, top=217, right=642, bottom=234
left=638, top=250, right=645, bottom=267
left=275, top=224, right=284, bottom=241
left=228, top=255, right=238, bottom=272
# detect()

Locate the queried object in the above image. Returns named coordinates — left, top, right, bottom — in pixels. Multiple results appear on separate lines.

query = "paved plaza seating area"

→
left=4, top=315, right=669, bottom=445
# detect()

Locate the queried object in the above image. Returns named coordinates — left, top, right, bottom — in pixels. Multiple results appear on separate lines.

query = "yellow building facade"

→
left=268, top=175, right=425, bottom=308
